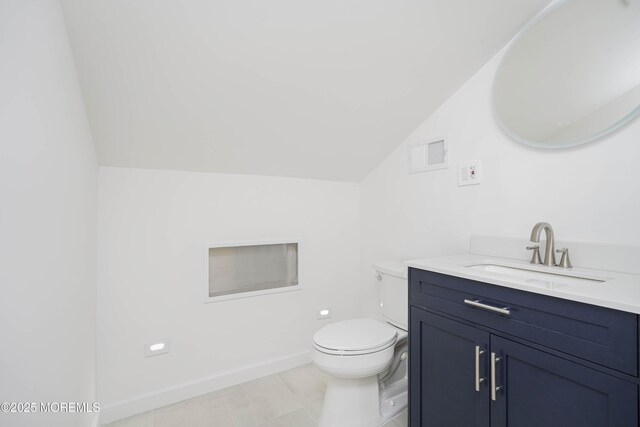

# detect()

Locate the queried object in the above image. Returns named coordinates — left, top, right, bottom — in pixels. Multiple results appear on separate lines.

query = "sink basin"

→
left=465, top=263, right=606, bottom=288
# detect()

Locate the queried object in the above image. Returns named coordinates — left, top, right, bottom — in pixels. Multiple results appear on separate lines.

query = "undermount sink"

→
left=465, top=263, right=607, bottom=288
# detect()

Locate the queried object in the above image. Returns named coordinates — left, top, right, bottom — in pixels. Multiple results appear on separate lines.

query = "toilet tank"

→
left=373, top=261, right=408, bottom=330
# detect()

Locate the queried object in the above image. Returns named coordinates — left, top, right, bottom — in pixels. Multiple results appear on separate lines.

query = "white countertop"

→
left=406, top=254, right=640, bottom=315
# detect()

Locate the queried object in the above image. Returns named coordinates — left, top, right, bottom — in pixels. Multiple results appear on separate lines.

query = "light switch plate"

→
left=458, top=160, right=482, bottom=186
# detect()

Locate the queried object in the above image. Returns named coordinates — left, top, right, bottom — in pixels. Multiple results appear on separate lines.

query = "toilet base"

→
left=380, top=376, right=408, bottom=421
left=319, top=375, right=383, bottom=427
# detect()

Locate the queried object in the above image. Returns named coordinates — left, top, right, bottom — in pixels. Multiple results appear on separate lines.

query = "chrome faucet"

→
left=529, top=222, right=556, bottom=266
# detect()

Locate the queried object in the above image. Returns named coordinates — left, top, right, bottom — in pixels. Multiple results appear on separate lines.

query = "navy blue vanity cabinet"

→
left=408, top=267, right=639, bottom=427
left=409, top=308, right=490, bottom=427
left=490, top=336, right=637, bottom=427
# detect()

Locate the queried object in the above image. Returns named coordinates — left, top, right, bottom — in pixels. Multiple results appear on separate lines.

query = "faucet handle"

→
left=556, top=248, right=572, bottom=268
left=526, top=245, right=542, bottom=265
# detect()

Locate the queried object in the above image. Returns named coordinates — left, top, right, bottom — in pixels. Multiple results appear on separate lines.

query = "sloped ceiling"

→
left=61, top=0, right=549, bottom=182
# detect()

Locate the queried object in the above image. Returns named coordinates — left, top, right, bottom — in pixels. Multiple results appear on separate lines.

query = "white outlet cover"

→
left=458, top=160, right=482, bottom=186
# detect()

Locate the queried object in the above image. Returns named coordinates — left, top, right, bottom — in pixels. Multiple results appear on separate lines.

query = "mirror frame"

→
left=492, top=0, right=640, bottom=149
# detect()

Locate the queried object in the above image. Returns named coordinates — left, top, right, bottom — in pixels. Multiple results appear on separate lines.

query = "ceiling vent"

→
left=408, top=137, right=448, bottom=173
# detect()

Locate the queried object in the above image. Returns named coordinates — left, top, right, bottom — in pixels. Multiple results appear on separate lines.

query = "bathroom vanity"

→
left=407, top=255, right=640, bottom=427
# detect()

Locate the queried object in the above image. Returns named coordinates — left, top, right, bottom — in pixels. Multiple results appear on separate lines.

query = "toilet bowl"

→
left=312, top=262, right=408, bottom=427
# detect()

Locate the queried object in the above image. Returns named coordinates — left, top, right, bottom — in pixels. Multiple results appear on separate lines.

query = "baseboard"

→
left=99, top=351, right=311, bottom=425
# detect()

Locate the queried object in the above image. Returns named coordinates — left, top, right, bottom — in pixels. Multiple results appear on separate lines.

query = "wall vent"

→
left=408, top=137, right=448, bottom=173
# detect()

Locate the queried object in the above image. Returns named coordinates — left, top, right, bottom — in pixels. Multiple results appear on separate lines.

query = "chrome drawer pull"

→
left=464, top=299, right=511, bottom=316
left=475, top=345, right=485, bottom=392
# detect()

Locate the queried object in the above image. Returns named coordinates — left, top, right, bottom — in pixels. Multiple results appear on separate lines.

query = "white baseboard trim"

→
left=99, top=351, right=312, bottom=425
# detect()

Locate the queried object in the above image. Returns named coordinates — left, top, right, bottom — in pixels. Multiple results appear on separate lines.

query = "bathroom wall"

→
left=0, top=1, right=98, bottom=427
left=97, top=167, right=361, bottom=422
left=359, top=46, right=640, bottom=317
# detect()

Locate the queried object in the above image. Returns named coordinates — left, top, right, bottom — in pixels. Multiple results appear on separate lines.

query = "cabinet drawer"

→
left=409, top=268, right=638, bottom=376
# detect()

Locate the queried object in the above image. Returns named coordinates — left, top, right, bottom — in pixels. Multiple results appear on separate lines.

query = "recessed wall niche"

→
left=206, top=240, right=301, bottom=302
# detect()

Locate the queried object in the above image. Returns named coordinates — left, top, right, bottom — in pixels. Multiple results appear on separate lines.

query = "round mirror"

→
left=493, top=0, right=640, bottom=148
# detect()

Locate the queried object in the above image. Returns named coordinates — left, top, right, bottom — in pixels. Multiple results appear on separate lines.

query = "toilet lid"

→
left=313, top=318, right=397, bottom=353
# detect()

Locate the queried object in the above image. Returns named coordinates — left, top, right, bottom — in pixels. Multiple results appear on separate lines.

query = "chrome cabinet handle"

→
left=475, top=345, right=485, bottom=392
left=464, top=299, right=511, bottom=316
left=490, top=352, right=502, bottom=401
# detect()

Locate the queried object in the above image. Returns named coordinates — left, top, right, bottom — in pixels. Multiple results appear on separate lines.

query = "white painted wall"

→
left=97, top=168, right=361, bottom=421
left=360, top=46, right=640, bottom=317
left=0, top=1, right=97, bottom=426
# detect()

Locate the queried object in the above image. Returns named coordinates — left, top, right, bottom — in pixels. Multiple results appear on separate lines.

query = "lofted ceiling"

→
left=61, top=0, right=550, bottom=182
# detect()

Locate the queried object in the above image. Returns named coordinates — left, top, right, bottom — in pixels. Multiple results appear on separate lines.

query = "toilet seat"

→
left=313, top=318, right=398, bottom=356
left=313, top=339, right=396, bottom=356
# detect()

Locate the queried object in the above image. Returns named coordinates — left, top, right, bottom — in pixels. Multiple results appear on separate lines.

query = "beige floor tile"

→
left=104, top=411, right=153, bottom=427
left=255, top=408, right=317, bottom=427
left=280, top=364, right=327, bottom=423
left=228, top=405, right=261, bottom=427
left=279, top=364, right=326, bottom=405
left=393, top=409, right=408, bottom=426
left=222, top=384, right=253, bottom=411
left=308, top=365, right=329, bottom=387
left=201, top=388, right=233, bottom=406
left=226, top=374, right=303, bottom=427
left=300, top=398, right=323, bottom=422
left=153, top=393, right=234, bottom=427
left=105, top=363, right=405, bottom=427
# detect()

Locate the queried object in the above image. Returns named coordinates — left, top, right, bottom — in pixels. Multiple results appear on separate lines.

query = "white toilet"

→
left=312, top=262, right=408, bottom=427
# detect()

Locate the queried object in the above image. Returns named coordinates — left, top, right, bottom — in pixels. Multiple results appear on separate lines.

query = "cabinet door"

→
left=490, top=336, right=638, bottom=427
left=409, top=308, right=490, bottom=427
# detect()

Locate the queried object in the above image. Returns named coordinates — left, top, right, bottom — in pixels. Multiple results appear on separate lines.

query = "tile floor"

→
left=105, top=363, right=407, bottom=427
